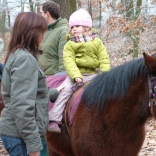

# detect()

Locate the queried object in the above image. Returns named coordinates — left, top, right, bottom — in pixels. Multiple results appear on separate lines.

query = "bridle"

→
left=148, top=75, right=156, bottom=117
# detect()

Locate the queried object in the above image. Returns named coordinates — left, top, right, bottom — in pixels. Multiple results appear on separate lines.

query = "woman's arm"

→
left=11, top=54, right=42, bottom=154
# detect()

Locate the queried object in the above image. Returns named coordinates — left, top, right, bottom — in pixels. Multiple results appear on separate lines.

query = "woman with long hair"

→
left=0, top=12, right=48, bottom=156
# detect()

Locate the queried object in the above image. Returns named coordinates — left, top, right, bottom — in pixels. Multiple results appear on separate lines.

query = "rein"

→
left=148, top=75, right=156, bottom=117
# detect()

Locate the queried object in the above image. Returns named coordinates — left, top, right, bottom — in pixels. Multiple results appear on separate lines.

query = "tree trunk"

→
left=52, top=0, right=76, bottom=20
left=122, top=0, right=142, bottom=58
left=29, top=0, right=34, bottom=12
left=7, top=10, right=10, bottom=27
left=136, top=0, right=142, bottom=18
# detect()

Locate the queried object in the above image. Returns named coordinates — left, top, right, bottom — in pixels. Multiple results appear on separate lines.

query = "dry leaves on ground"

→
left=139, top=118, right=156, bottom=156
left=0, top=139, right=8, bottom=156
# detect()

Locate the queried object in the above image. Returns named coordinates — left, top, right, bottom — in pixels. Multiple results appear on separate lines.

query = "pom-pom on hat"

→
left=69, top=9, right=92, bottom=28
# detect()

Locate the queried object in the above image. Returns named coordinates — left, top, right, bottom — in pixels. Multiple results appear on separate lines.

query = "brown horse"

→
left=46, top=53, right=156, bottom=156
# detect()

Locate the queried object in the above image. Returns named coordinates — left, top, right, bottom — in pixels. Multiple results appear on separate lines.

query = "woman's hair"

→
left=5, top=12, right=47, bottom=63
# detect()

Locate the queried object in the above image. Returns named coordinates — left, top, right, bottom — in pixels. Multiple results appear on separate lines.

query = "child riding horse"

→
left=46, top=53, right=156, bottom=156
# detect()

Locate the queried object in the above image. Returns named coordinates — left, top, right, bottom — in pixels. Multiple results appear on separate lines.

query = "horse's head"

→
left=143, top=53, right=156, bottom=118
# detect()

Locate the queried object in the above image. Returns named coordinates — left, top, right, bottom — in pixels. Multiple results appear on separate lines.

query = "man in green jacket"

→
left=39, top=1, right=69, bottom=77
left=39, top=1, right=69, bottom=155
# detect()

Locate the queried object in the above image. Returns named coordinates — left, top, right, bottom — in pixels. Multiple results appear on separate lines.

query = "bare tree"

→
left=124, top=0, right=142, bottom=57
left=29, top=0, right=34, bottom=12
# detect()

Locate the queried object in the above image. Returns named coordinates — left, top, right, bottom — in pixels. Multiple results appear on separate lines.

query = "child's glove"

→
left=75, top=77, right=83, bottom=84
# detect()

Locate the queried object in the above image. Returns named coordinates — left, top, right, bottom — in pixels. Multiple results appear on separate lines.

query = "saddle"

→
left=46, top=73, right=87, bottom=125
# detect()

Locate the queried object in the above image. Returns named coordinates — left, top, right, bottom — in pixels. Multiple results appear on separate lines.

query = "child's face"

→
left=71, top=25, right=85, bottom=36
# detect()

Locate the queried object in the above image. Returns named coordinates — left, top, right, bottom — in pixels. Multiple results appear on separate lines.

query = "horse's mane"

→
left=82, top=57, right=148, bottom=110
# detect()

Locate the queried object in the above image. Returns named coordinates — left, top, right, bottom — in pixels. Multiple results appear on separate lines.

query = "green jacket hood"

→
left=48, top=18, right=69, bottom=30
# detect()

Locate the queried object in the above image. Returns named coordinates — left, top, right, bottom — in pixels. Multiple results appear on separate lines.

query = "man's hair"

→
left=5, top=12, right=47, bottom=63
left=41, top=1, right=60, bottom=19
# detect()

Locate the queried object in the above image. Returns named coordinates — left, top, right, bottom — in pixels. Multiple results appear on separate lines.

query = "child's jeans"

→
left=49, top=74, right=97, bottom=124
left=0, top=135, right=29, bottom=156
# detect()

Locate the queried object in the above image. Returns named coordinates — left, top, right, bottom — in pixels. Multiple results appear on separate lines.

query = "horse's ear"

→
left=143, top=52, right=156, bottom=75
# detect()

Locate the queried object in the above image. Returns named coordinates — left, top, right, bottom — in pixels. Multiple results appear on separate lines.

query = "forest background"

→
left=1, top=0, right=156, bottom=155
left=1, top=0, right=156, bottom=65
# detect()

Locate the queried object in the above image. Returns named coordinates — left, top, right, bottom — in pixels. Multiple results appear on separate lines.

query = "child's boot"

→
left=48, top=122, right=61, bottom=133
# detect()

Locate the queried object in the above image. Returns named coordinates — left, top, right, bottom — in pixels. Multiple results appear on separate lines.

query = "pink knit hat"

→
left=69, top=9, right=92, bottom=28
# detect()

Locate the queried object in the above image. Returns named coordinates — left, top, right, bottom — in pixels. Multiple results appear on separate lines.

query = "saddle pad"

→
left=67, top=87, right=84, bottom=125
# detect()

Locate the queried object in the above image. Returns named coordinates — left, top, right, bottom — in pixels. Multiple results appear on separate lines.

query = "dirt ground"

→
left=139, top=118, right=156, bottom=156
